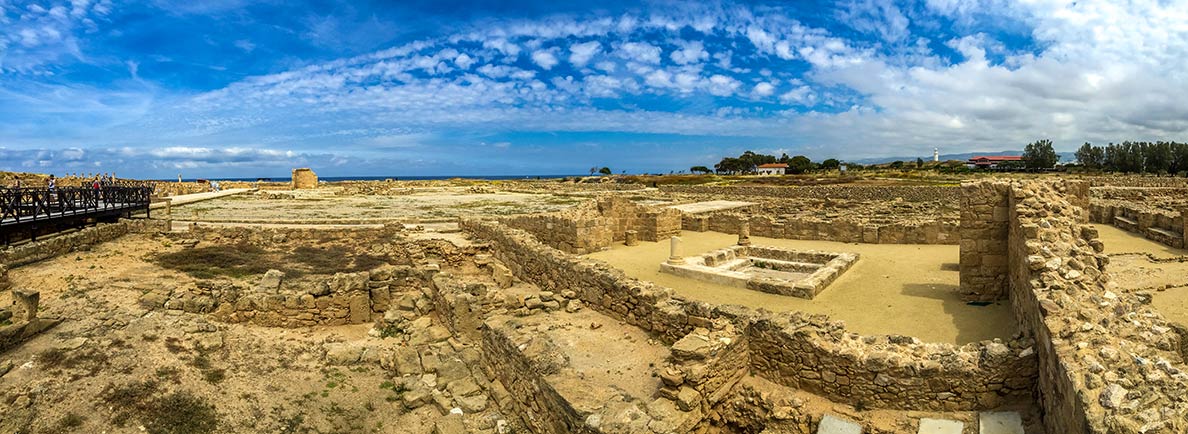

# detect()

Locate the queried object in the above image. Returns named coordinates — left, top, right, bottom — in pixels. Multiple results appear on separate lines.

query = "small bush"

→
left=55, top=412, right=85, bottom=430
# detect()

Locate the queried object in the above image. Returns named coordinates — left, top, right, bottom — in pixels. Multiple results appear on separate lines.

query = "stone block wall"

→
left=500, top=197, right=680, bottom=254
left=690, top=212, right=957, bottom=245
left=291, top=168, right=318, bottom=189
left=596, top=196, right=682, bottom=242
left=462, top=218, right=1039, bottom=412
left=959, top=182, right=1011, bottom=302
left=746, top=313, right=1036, bottom=411
left=1089, top=200, right=1185, bottom=248
left=997, top=180, right=1188, bottom=433
left=500, top=214, right=612, bottom=254
left=0, top=219, right=168, bottom=268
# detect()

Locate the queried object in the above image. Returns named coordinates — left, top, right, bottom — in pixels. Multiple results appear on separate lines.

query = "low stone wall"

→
left=685, top=212, right=957, bottom=245
left=660, top=184, right=962, bottom=203
left=499, top=214, right=611, bottom=254
left=746, top=313, right=1035, bottom=411
left=0, top=219, right=168, bottom=268
left=989, top=180, right=1188, bottom=433
left=462, top=219, right=1038, bottom=412
left=154, top=182, right=210, bottom=197
left=1089, top=199, right=1185, bottom=248
left=480, top=320, right=593, bottom=433
left=500, top=197, right=680, bottom=254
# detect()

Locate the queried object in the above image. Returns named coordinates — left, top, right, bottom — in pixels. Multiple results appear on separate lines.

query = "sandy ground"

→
left=176, top=188, right=581, bottom=223
left=1093, top=224, right=1188, bottom=326
left=587, top=231, right=1014, bottom=345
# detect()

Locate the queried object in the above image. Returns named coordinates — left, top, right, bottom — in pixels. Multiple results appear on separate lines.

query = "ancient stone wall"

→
left=688, top=212, right=957, bottom=245
left=499, top=214, right=612, bottom=254
left=479, top=320, right=594, bottom=433
left=660, top=185, right=962, bottom=203
left=997, top=180, right=1188, bottom=433
left=746, top=313, right=1035, bottom=411
left=500, top=197, right=679, bottom=254
left=154, top=181, right=210, bottom=197
left=596, top=196, right=681, bottom=242
left=291, top=168, right=318, bottom=189
left=959, top=182, right=1011, bottom=301
left=0, top=219, right=168, bottom=267
left=1089, top=199, right=1185, bottom=248
left=462, top=218, right=1039, bottom=412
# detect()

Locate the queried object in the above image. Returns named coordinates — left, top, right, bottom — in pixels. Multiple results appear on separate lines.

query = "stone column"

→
left=737, top=221, right=751, bottom=246
left=164, top=198, right=173, bottom=217
left=1182, top=208, right=1188, bottom=246
left=12, top=290, right=39, bottom=322
left=0, top=265, right=9, bottom=292
left=624, top=230, right=639, bottom=246
left=667, top=236, right=684, bottom=265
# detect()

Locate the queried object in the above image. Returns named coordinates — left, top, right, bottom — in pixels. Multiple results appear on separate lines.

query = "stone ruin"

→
left=291, top=167, right=318, bottom=189
left=5, top=178, right=1188, bottom=434
left=660, top=240, right=858, bottom=299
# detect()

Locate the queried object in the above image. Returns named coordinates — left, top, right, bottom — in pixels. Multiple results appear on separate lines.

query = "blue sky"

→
left=2, top=0, right=1188, bottom=178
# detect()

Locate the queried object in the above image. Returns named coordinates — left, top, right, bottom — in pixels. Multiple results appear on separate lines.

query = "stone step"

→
left=1148, top=226, right=1180, bottom=238
left=818, top=414, right=862, bottom=434
left=979, top=411, right=1024, bottom=434
left=918, top=418, right=963, bottom=434
left=1115, top=215, right=1138, bottom=225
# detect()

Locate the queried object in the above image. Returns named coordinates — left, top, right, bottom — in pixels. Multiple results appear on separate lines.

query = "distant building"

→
left=756, top=163, right=789, bottom=175
left=933, top=148, right=939, bottom=162
left=291, top=168, right=319, bottom=189
left=967, top=155, right=1022, bottom=169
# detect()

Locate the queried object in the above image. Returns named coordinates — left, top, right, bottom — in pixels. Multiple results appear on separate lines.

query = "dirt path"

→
left=587, top=231, right=1014, bottom=345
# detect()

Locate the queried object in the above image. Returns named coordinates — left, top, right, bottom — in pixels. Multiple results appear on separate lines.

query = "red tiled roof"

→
left=757, top=163, right=789, bottom=168
left=968, top=156, right=1023, bottom=162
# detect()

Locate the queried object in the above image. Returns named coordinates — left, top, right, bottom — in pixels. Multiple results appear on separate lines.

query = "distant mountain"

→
left=850, top=150, right=1077, bottom=165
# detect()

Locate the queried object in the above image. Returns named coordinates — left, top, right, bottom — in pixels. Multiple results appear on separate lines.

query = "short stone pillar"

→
left=625, top=230, right=639, bottom=246
left=12, top=289, right=39, bottom=322
left=1182, top=208, right=1188, bottom=245
left=0, top=265, right=9, bottom=292
left=737, top=221, right=751, bottom=246
left=667, top=236, right=684, bottom=265
left=164, top=198, right=173, bottom=217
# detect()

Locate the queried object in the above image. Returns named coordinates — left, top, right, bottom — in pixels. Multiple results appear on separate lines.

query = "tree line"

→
left=1074, top=141, right=1188, bottom=174
left=701, top=151, right=840, bottom=175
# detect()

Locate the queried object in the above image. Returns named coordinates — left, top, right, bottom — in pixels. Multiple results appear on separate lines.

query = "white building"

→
left=756, top=163, right=788, bottom=175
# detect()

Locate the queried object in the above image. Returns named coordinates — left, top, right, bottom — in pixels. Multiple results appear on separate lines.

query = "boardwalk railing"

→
left=0, top=186, right=153, bottom=227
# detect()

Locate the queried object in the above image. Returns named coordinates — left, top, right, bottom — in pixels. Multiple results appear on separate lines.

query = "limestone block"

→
left=917, top=418, right=962, bottom=434
left=256, top=270, right=284, bottom=293
left=978, top=412, right=1024, bottom=434
left=818, top=414, right=861, bottom=434
left=12, top=290, right=39, bottom=321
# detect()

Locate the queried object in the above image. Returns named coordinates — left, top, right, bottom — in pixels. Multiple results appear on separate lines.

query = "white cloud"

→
left=568, top=41, right=601, bottom=66
left=618, top=42, right=661, bottom=64
left=454, top=53, right=474, bottom=69
left=670, top=40, right=708, bottom=65
left=752, top=82, right=775, bottom=97
left=707, top=74, right=740, bottom=96
left=531, top=49, right=559, bottom=70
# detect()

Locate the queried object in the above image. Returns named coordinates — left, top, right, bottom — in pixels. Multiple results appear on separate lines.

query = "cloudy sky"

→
left=1, top=0, right=1186, bottom=178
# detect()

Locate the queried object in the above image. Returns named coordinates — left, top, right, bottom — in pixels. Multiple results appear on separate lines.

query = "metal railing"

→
left=0, top=186, right=153, bottom=225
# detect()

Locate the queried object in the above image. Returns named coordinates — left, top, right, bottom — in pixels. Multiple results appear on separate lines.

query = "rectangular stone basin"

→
left=659, top=245, right=858, bottom=299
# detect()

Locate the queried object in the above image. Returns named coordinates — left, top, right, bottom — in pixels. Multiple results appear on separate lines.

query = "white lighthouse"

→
left=933, top=148, right=939, bottom=162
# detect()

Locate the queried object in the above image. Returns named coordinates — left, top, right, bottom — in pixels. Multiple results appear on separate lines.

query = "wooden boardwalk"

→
left=0, top=186, right=153, bottom=242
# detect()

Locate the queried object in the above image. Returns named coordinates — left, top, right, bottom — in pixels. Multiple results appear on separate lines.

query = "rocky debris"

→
left=256, top=269, right=285, bottom=293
